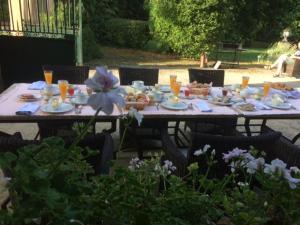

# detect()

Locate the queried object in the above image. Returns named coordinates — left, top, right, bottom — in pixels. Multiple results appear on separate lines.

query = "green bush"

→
left=103, top=18, right=150, bottom=48
left=148, top=0, right=235, bottom=58
left=82, top=26, right=103, bottom=62
left=261, top=41, right=296, bottom=63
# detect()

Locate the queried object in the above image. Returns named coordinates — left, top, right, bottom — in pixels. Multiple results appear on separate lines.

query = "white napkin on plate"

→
left=246, top=99, right=272, bottom=110
left=28, top=81, right=46, bottom=90
left=196, top=100, right=213, bottom=112
left=16, top=103, right=40, bottom=115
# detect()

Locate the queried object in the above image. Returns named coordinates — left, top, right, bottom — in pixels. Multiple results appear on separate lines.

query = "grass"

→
left=209, top=47, right=267, bottom=64
left=87, top=45, right=269, bottom=68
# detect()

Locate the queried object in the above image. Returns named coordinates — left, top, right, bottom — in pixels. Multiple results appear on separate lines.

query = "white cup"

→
left=76, top=92, right=87, bottom=103
left=132, top=80, right=144, bottom=89
left=153, top=90, right=163, bottom=101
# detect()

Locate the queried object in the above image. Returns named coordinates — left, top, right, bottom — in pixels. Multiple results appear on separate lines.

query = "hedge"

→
left=103, top=18, right=150, bottom=48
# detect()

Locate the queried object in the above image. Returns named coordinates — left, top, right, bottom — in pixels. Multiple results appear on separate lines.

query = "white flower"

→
left=290, top=166, right=300, bottom=174
left=286, top=174, right=300, bottom=189
left=264, top=159, right=288, bottom=176
left=128, top=107, right=143, bottom=126
left=211, top=149, right=216, bottom=159
left=223, top=148, right=247, bottom=163
left=85, top=67, right=126, bottom=114
left=203, top=144, right=210, bottom=153
left=128, top=157, right=144, bottom=171
left=194, top=149, right=204, bottom=156
left=194, top=144, right=211, bottom=156
left=237, top=182, right=249, bottom=187
left=163, top=160, right=176, bottom=172
left=245, top=157, right=265, bottom=174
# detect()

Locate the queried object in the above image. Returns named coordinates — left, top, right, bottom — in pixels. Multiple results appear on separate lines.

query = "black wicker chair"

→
left=188, top=68, right=225, bottom=86
left=119, top=66, right=159, bottom=86
left=261, top=126, right=300, bottom=167
left=42, top=65, right=89, bottom=84
left=161, top=129, right=282, bottom=177
left=118, top=67, right=164, bottom=158
left=176, top=69, right=237, bottom=144
left=0, top=66, right=4, bottom=93
left=38, top=65, right=90, bottom=139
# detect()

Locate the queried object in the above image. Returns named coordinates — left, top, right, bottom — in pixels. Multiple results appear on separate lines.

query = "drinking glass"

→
left=263, top=81, right=271, bottom=98
left=58, top=80, right=68, bottom=102
left=68, top=85, right=75, bottom=97
left=222, top=88, right=228, bottom=97
left=44, top=70, right=53, bottom=85
left=173, top=81, right=181, bottom=97
left=170, top=75, right=177, bottom=92
left=242, top=76, right=249, bottom=88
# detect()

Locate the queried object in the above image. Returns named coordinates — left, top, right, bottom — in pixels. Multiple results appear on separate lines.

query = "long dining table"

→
left=1, top=83, right=300, bottom=136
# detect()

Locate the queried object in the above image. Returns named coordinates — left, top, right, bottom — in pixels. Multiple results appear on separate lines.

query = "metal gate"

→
left=0, top=0, right=82, bottom=64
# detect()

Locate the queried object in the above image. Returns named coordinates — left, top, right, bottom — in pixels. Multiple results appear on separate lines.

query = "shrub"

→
left=148, top=0, right=235, bottom=58
left=103, top=18, right=150, bottom=48
left=82, top=25, right=103, bottom=62
left=261, top=41, right=296, bottom=63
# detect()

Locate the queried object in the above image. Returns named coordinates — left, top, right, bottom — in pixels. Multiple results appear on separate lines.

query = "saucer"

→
left=131, top=85, right=146, bottom=91
left=41, top=103, right=74, bottom=114
left=161, top=101, right=188, bottom=110
left=71, top=97, right=88, bottom=105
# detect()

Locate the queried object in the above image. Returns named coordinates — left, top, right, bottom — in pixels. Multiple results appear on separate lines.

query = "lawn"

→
left=87, top=46, right=268, bottom=68
left=209, top=47, right=267, bottom=64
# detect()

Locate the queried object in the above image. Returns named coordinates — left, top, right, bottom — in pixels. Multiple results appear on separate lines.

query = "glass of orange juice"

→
left=173, top=81, right=181, bottom=97
left=242, top=76, right=249, bottom=88
left=170, top=75, right=177, bottom=92
left=44, top=70, right=53, bottom=85
left=263, top=81, right=271, bottom=98
left=58, top=80, right=68, bottom=102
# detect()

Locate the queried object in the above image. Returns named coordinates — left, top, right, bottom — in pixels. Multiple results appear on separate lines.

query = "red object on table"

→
left=184, top=89, right=190, bottom=97
left=68, top=87, right=75, bottom=96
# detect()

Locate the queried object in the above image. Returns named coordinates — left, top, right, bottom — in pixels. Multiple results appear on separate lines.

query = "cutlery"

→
left=291, top=105, right=298, bottom=110
left=156, top=102, right=160, bottom=111
left=75, top=104, right=82, bottom=114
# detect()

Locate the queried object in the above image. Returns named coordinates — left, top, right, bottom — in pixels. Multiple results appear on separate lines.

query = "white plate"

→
left=160, top=85, right=171, bottom=92
left=70, top=97, right=88, bottom=105
left=208, top=100, right=233, bottom=106
left=18, top=94, right=41, bottom=102
left=264, top=101, right=292, bottom=110
left=41, top=103, right=74, bottom=114
left=161, top=101, right=188, bottom=110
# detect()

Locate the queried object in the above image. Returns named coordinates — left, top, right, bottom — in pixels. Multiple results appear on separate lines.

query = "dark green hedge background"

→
left=82, top=0, right=300, bottom=59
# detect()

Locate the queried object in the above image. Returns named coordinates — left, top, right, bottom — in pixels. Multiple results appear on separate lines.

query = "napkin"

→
left=16, top=103, right=40, bottom=115
left=246, top=99, right=272, bottom=110
left=282, top=90, right=300, bottom=99
left=28, top=81, right=46, bottom=90
left=269, top=88, right=300, bottom=99
left=196, top=100, right=213, bottom=112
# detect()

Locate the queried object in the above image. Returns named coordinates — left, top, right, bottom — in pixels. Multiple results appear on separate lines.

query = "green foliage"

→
left=103, top=18, right=150, bottom=48
left=82, top=25, right=103, bottom=62
left=1, top=139, right=300, bottom=224
left=261, top=41, right=297, bottom=63
left=143, top=39, right=171, bottom=53
left=116, top=0, right=149, bottom=20
left=0, top=137, right=95, bottom=225
left=82, top=0, right=119, bottom=41
left=148, top=0, right=235, bottom=58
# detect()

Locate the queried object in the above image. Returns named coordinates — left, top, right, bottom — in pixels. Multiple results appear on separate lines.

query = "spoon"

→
left=75, top=104, right=82, bottom=114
